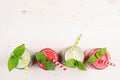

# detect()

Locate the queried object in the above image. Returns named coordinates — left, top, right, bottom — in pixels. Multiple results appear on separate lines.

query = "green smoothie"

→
left=61, top=46, right=86, bottom=71
left=16, top=49, right=32, bottom=69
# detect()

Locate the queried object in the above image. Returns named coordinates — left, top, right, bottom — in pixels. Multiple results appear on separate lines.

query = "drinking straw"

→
left=23, top=59, right=29, bottom=74
left=103, top=60, right=115, bottom=67
left=53, top=60, right=68, bottom=71
left=71, top=34, right=82, bottom=52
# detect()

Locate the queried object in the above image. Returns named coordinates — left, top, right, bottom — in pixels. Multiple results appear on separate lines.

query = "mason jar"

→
left=61, top=46, right=84, bottom=66
left=84, top=48, right=111, bottom=70
left=15, top=49, right=33, bottom=70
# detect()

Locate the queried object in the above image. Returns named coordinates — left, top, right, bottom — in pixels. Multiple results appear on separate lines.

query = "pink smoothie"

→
left=84, top=48, right=111, bottom=70
left=37, top=48, right=58, bottom=70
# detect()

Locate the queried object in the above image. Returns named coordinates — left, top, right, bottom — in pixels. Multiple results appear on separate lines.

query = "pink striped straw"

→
left=53, top=60, right=68, bottom=71
left=103, top=61, right=115, bottom=67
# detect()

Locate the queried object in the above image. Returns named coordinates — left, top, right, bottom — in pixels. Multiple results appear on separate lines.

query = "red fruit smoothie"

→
left=37, top=48, right=58, bottom=70
left=84, top=48, right=111, bottom=70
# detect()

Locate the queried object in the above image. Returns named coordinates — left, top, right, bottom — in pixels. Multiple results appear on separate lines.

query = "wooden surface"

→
left=0, top=0, right=120, bottom=80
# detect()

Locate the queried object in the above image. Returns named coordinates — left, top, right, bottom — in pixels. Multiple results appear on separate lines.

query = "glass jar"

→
left=61, top=46, right=84, bottom=65
left=84, top=48, right=111, bottom=70
left=15, top=49, right=33, bottom=70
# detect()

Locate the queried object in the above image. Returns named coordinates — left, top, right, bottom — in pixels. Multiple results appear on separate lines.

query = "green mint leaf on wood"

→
left=44, top=60, right=55, bottom=70
left=96, top=48, right=107, bottom=58
left=75, top=61, right=86, bottom=71
left=35, top=52, right=46, bottom=63
left=64, top=59, right=76, bottom=67
left=8, top=55, right=19, bottom=71
left=13, top=44, right=25, bottom=57
left=87, top=55, right=97, bottom=64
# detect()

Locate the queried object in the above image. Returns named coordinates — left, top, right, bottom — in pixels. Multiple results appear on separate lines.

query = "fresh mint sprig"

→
left=64, top=58, right=86, bottom=71
left=75, top=60, right=86, bottom=70
left=13, top=44, right=25, bottom=57
left=8, top=44, right=25, bottom=71
left=87, top=55, right=97, bottom=64
left=96, top=48, right=106, bottom=58
left=35, top=52, right=55, bottom=70
left=35, top=52, right=46, bottom=63
left=44, top=60, right=55, bottom=70
left=64, top=59, right=75, bottom=67
left=8, top=55, right=19, bottom=71
left=87, top=48, right=107, bottom=64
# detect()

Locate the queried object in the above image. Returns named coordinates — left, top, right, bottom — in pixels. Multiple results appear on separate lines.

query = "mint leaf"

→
left=44, top=60, right=55, bottom=70
left=13, top=44, right=25, bottom=57
left=96, top=48, right=107, bottom=58
left=8, top=55, right=19, bottom=71
left=87, top=48, right=107, bottom=64
left=65, top=59, right=86, bottom=71
left=35, top=52, right=46, bottom=63
left=75, top=61, right=86, bottom=71
left=8, top=44, right=26, bottom=71
left=64, top=59, right=76, bottom=67
left=87, top=55, right=97, bottom=64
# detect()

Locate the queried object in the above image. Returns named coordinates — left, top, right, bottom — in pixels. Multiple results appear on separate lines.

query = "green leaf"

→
left=87, top=55, right=97, bottom=64
left=75, top=61, right=86, bottom=71
left=44, top=60, right=55, bottom=70
left=13, top=44, right=25, bottom=57
left=96, top=48, right=107, bottom=58
left=35, top=52, right=46, bottom=63
left=64, top=59, right=76, bottom=67
left=65, top=59, right=86, bottom=71
left=8, top=55, right=19, bottom=71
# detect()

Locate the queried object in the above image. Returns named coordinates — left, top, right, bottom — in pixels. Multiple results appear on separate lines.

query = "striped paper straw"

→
left=23, top=59, right=29, bottom=74
left=71, top=34, right=82, bottom=52
left=53, top=60, right=68, bottom=71
left=103, top=61, right=115, bottom=67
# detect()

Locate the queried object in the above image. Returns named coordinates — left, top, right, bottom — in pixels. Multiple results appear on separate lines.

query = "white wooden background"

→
left=0, top=0, right=120, bottom=80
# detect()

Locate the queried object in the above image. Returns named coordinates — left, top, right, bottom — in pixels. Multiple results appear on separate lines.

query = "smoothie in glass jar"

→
left=84, top=48, right=111, bottom=70
left=61, top=46, right=86, bottom=70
